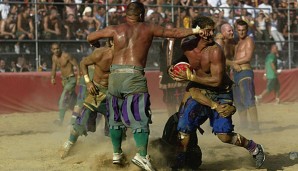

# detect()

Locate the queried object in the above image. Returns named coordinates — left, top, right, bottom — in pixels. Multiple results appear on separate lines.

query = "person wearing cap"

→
left=87, top=2, right=205, bottom=171
left=82, top=6, right=100, bottom=33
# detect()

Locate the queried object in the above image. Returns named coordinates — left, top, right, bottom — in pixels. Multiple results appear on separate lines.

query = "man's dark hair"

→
left=51, top=42, right=61, bottom=48
left=126, top=2, right=145, bottom=19
left=236, top=19, right=248, bottom=29
left=192, top=16, right=215, bottom=29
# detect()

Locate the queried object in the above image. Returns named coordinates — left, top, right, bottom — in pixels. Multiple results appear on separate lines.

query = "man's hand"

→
left=232, top=63, right=242, bottom=72
left=185, top=67, right=195, bottom=81
left=86, top=82, right=97, bottom=95
left=168, top=65, right=187, bottom=81
left=28, top=33, right=34, bottom=39
left=215, top=104, right=236, bottom=117
left=51, top=78, right=56, bottom=85
left=192, top=25, right=201, bottom=34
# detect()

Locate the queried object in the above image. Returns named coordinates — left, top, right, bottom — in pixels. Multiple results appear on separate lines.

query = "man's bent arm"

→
left=80, top=58, right=93, bottom=78
left=189, top=88, right=217, bottom=108
left=80, top=51, right=99, bottom=77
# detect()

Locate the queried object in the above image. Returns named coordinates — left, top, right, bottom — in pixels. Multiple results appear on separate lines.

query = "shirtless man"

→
left=86, top=2, right=203, bottom=171
left=170, top=16, right=265, bottom=169
left=60, top=40, right=113, bottom=159
left=51, top=43, right=80, bottom=126
left=230, top=19, right=260, bottom=131
left=215, top=23, right=236, bottom=75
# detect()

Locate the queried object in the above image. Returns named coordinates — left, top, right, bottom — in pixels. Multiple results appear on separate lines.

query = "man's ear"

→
left=139, top=13, right=144, bottom=21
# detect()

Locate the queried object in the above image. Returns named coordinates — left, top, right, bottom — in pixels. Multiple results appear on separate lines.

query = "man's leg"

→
left=131, top=130, right=155, bottom=171
left=70, top=105, right=81, bottom=125
left=60, top=106, right=92, bottom=159
left=106, top=94, right=126, bottom=164
left=248, top=106, right=260, bottom=131
left=217, top=133, right=265, bottom=168
left=56, top=78, right=76, bottom=125
left=238, top=110, right=249, bottom=129
left=56, top=88, right=69, bottom=125
left=239, top=77, right=259, bottom=130
left=133, top=131, right=149, bottom=156
left=71, top=84, right=87, bottom=124
left=173, top=97, right=206, bottom=169
left=110, top=126, right=125, bottom=164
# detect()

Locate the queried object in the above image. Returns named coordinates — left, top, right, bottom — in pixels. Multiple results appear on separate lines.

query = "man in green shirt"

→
left=255, top=44, right=280, bottom=104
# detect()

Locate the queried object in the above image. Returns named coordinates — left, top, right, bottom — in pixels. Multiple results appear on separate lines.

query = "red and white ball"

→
left=172, top=62, right=191, bottom=76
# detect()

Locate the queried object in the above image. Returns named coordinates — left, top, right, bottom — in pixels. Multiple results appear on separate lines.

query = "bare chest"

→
left=224, top=43, right=235, bottom=59
left=185, top=49, right=210, bottom=73
left=56, top=57, right=69, bottom=68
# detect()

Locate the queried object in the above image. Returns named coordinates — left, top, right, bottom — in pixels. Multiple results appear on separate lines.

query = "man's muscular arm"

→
left=187, top=47, right=225, bottom=87
left=87, top=26, right=115, bottom=47
left=80, top=49, right=103, bottom=95
left=233, top=38, right=255, bottom=65
left=80, top=49, right=103, bottom=76
left=189, top=88, right=236, bottom=117
left=152, top=24, right=202, bottom=38
left=51, top=57, right=57, bottom=85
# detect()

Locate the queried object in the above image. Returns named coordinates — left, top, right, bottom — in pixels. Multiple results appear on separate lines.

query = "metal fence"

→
left=0, top=1, right=297, bottom=71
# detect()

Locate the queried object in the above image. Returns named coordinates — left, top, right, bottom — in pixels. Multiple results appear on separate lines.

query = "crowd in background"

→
left=0, top=0, right=297, bottom=72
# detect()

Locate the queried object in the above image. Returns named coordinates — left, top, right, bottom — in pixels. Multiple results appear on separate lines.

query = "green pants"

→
left=59, top=76, right=76, bottom=110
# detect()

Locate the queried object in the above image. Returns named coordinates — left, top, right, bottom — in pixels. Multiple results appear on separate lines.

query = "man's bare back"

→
left=87, top=2, right=202, bottom=68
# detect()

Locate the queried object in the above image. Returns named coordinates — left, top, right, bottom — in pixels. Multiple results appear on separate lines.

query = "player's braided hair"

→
left=192, top=16, right=215, bottom=29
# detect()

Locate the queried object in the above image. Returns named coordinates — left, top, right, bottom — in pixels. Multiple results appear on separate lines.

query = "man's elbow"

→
left=86, top=35, right=92, bottom=43
left=79, top=61, right=85, bottom=69
left=211, top=80, right=222, bottom=87
left=87, top=33, right=96, bottom=43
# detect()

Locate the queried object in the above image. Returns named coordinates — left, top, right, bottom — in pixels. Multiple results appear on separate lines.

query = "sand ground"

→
left=1, top=102, right=298, bottom=171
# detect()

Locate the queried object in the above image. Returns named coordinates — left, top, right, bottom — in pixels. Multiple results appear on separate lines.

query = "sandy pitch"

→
left=1, top=102, right=298, bottom=171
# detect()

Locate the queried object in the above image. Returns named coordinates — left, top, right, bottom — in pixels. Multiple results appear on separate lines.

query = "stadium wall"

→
left=1, top=69, right=298, bottom=114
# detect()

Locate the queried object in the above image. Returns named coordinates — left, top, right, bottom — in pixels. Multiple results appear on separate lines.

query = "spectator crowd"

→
left=0, top=0, right=297, bottom=72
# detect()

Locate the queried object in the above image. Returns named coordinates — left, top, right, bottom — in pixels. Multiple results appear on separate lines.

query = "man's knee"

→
left=217, top=133, right=246, bottom=146
left=217, top=133, right=233, bottom=143
left=178, top=131, right=190, bottom=141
